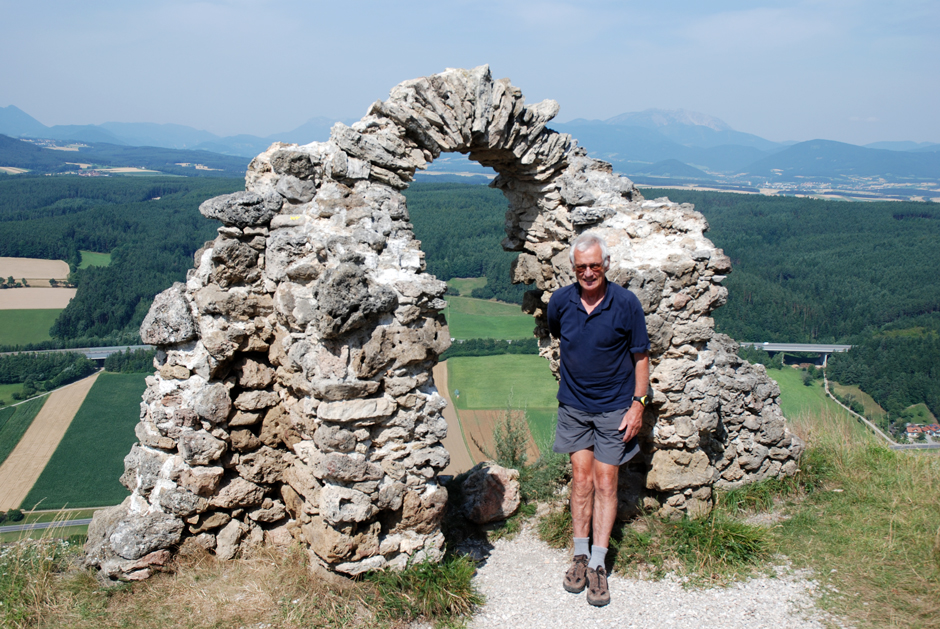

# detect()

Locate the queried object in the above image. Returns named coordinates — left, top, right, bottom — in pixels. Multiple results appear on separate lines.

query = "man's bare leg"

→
left=570, top=449, right=596, bottom=538
left=590, top=460, right=619, bottom=548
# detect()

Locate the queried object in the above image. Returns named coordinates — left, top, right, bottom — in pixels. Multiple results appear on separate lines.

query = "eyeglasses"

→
left=574, top=263, right=605, bottom=274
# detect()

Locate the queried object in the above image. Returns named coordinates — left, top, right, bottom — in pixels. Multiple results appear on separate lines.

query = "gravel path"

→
left=465, top=524, right=835, bottom=629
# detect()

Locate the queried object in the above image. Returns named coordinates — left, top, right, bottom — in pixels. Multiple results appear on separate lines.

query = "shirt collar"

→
left=570, top=278, right=612, bottom=312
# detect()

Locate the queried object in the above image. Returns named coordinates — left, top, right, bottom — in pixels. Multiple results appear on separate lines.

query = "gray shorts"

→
left=553, top=403, right=640, bottom=467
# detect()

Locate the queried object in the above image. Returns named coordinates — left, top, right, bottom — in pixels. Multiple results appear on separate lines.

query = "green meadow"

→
left=0, top=383, right=22, bottom=406
left=446, top=354, right=558, bottom=450
left=830, top=381, right=888, bottom=422
left=446, top=277, right=487, bottom=296
left=21, top=373, right=145, bottom=510
left=78, top=250, right=111, bottom=269
left=444, top=295, right=534, bottom=340
left=0, top=397, right=47, bottom=467
left=0, top=309, right=61, bottom=346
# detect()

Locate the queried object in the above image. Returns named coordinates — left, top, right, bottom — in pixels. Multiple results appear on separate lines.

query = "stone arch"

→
left=85, top=66, right=803, bottom=580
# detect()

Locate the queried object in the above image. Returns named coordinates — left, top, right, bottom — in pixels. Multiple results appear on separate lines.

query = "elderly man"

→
left=547, top=232, right=650, bottom=607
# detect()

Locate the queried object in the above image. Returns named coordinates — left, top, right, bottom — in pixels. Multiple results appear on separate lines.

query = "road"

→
left=0, top=345, right=152, bottom=360
left=823, top=374, right=940, bottom=451
left=0, top=518, right=93, bottom=534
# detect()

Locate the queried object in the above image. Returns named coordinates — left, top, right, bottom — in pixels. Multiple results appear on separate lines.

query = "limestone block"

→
left=236, top=445, right=289, bottom=484
left=317, top=397, right=397, bottom=423
left=178, top=430, right=227, bottom=466
left=313, top=451, right=383, bottom=483
left=304, top=517, right=380, bottom=563
left=392, top=484, right=448, bottom=535
left=109, top=511, right=184, bottom=561
left=320, top=485, right=377, bottom=524
left=312, top=262, right=398, bottom=338
left=208, top=477, right=266, bottom=509
left=199, top=191, right=282, bottom=228
left=211, top=238, right=260, bottom=287
left=646, top=449, right=714, bottom=492
left=234, top=390, right=279, bottom=411
left=140, top=283, right=197, bottom=345
left=192, top=383, right=231, bottom=425
left=215, top=519, right=248, bottom=560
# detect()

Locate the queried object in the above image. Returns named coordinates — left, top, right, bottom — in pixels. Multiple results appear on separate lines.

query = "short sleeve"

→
left=547, top=293, right=561, bottom=339
left=628, top=296, right=651, bottom=354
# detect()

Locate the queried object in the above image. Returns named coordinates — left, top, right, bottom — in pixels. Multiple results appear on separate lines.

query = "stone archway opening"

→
left=85, top=66, right=804, bottom=580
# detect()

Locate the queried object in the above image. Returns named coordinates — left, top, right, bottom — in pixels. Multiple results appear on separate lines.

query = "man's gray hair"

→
left=568, top=232, right=611, bottom=266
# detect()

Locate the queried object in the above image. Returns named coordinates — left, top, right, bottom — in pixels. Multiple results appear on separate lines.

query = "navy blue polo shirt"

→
left=547, top=281, right=650, bottom=413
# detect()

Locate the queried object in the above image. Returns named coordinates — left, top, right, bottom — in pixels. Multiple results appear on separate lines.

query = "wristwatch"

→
left=633, top=395, right=649, bottom=407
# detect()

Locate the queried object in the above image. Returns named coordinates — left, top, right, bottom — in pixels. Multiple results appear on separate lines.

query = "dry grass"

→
left=4, top=531, right=480, bottom=629
left=18, top=543, right=390, bottom=629
left=778, top=409, right=940, bottom=628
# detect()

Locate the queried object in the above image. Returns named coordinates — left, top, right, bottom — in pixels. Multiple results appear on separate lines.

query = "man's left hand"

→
left=618, top=402, right=644, bottom=442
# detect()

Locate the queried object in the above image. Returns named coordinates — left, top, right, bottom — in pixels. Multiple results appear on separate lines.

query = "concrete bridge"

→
left=738, top=342, right=852, bottom=366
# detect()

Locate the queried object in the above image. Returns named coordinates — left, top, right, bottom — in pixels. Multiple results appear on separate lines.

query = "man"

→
left=547, top=232, right=650, bottom=607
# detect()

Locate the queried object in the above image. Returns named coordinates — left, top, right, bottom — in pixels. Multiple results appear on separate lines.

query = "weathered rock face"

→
left=86, top=65, right=802, bottom=579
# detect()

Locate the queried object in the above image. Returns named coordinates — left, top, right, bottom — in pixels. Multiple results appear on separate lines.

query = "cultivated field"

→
left=0, top=397, right=47, bottom=468
left=431, top=362, right=474, bottom=475
left=0, top=167, right=28, bottom=174
left=0, top=257, right=69, bottom=280
left=447, top=354, right=557, bottom=410
left=0, top=287, right=76, bottom=310
left=0, top=373, right=99, bottom=510
left=457, top=408, right=541, bottom=465
left=443, top=296, right=535, bottom=340
left=446, top=354, right=559, bottom=461
left=0, top=309, right=62, bottom=346
left=23, top=372, right=147, bottom=510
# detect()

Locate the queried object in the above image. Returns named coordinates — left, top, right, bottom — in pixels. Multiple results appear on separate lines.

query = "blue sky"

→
left=2, top=0, right=937, bottom=144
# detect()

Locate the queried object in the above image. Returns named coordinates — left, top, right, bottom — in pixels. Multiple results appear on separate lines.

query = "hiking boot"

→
left=563, top=554, right=588, bottom=593
left=586, top=565, right=610, bottom=607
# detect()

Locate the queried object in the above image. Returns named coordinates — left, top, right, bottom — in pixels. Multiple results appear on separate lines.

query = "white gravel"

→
left=464, top=524, right=837, bottom=629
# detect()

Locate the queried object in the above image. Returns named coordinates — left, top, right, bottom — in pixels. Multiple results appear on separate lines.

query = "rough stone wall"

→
left=85, top=65, right=803, bottom=580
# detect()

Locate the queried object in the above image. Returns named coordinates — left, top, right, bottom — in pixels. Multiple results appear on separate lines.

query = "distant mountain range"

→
left=551, top=110, right=940, bottom=183
left=2, top=104, right=939, bottom=185
left=0, top=105, right=349, bottom=159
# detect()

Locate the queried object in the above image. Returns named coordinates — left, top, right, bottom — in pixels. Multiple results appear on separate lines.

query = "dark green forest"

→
left=1, top=175, right=937, bottom=422
left=0, top=176, right=241, bottom=347
left=404, top=183, right=526, bottom=303
left=644, top=189, right=940, bottom=343
left=827, top=316, right=940, bottom=419
left=0, top=352, right=97, bottom=401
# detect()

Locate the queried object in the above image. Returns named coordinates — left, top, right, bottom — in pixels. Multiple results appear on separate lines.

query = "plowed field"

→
left=457, top=408, right=540, bottom=465
left=0, top=257, right=69, bottom=280
left=0, top=373, right=100, bottom=510
left=0, top=287, right=76, bottom=309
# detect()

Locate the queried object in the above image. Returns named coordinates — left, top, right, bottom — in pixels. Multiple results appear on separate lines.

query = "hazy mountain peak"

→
left=605, top=108, right=732, bottom=131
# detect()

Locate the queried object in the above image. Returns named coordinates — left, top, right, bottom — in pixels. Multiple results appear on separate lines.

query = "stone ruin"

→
left=85, top=65, right=804, bottom=580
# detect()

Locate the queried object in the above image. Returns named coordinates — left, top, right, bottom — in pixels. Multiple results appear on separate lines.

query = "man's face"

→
left=573, top=244, right=607, bottom=293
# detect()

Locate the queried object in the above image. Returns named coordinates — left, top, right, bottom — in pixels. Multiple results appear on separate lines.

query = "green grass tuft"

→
left=538, top=508, right=573, bottom=550
left=364, top=554, right=483, bottom=625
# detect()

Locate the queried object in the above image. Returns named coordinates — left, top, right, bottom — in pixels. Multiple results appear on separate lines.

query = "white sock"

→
left=588, top=545, right=608, bottom=571
left=574, top=537, right=590, bottom=558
